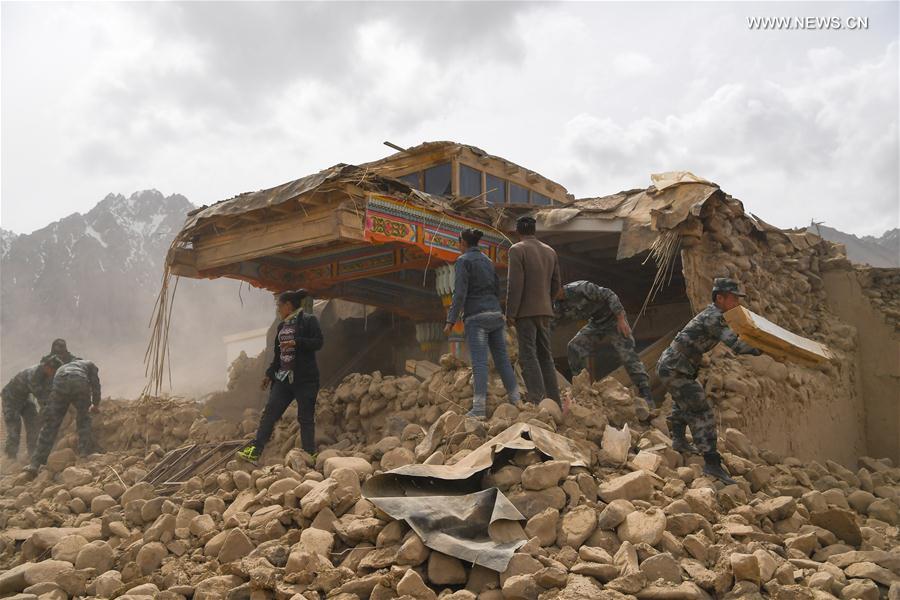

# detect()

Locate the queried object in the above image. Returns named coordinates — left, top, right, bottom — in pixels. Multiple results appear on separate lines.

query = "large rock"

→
left=550, top=574, right=604, bottom=598
left=617, top=508, right=666, bottom=546
left=521, top=460, right=571, bottom=491
left=502, top=573, right=542, bottom=600
left=396, top=569, right=437, bottom=600
left=189, top=514, right=216, bottom=538
left=50, top=535, right=89, bottom=564
left=397, top=533, right=430, bottom=566
left=867, top=499, right=899, bottom=525
left=557, top=505, right=598, bottom=548
left=143, top=513, right=176, bottom=543
left=501, top=554, right=543, bottom=586
left=525, top=508, right=559, bottom=547
left=844, top=562, right=899, bottom=587
left=0, top=561, right=75, bottom=595
left=45, top=449, right=77, bottom=473
left=300, top=479, right=338, bottom=519
left=597, top=499, right=635, bottom=530
left=120, top=482, right=154, bottom=507
left=74, top=540, right=114, bottom=572
left=598, top=471, right=654, bottom=503
left=508, top=487, right=567, bottom=519
left=69, top=485, right=104, bottom=506
left=323, top=456, right=373, bottom=479
left=730, top=553, right=760, bottom=583
left=91, top=495, right=118, bottom=515
left=222, top=490, right=257, bottom=520
left=298, top=528, right=334, bottom=557
left=755, top=496, right=797, bottom=522
left=428, top=552, right=467, bottom=585
left=217, top=528, right=254, bottom=564
left=640, top=553, right=682, bottom=584
left=93, top=570, right=123, bottom=598
left=381, top=447, right=415, bottom=471
left=682, top=488, right=718, bottom=522
left=136, top=542, right=168, bottom=576
left=811, top=508, right=862, bottom=546
left=59, top=467, right=93, bottom=487
left=193, top=575, right=244, bottom=600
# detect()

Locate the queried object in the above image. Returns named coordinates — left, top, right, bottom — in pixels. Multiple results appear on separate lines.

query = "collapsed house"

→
left=157, top=141, right=899, bottom=465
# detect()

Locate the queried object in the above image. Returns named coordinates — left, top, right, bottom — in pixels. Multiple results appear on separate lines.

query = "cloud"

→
left=1, top=2, right=897, bottom=238
left=557, top=42, right=899, bottom=235
left=613, top=52, right=654, bottom=76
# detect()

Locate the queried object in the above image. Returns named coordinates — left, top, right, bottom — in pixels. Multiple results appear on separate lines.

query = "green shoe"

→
left=236, top=445, right=260, bottom=463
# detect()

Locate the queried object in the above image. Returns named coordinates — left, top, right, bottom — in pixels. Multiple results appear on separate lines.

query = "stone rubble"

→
left=0, top=364, right=897, bottom=600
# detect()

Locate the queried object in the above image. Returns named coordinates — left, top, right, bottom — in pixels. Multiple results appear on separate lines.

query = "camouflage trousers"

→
left=30, top=376, right=94, bottom=468
left=657, top=366, right=717, bottom=454
left=2, top=391, right=39, bottom=459
left=567, top=323, right=651, bottom=394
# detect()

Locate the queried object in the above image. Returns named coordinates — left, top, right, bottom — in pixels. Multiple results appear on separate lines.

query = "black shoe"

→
left=703, top=452, right=737, bottom=485
left=640, top=389, right=656, bottom=409
left=672, top=437, right=699, bottom=454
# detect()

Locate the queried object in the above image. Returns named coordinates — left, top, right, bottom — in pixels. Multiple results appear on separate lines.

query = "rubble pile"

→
left=1, top=369, right=897, bottom=600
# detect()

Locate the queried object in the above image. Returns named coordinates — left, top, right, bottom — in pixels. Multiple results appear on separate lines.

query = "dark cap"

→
left=712, top=277, right=746, bottom=297
left=51, top=338, right=67, bottom=349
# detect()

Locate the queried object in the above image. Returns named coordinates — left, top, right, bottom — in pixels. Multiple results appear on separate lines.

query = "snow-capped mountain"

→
left=808, top=224, right=900, bottom=268
left=1, top=190, right=272, bottom=396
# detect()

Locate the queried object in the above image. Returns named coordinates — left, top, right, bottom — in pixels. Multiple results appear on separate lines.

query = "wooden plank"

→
left=724, top=306, right=833, bottom=366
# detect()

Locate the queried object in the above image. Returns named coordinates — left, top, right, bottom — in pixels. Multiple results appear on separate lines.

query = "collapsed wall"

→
left=821, top=267, right=900, bottom=462
left=673, top=192, right=874, bottom=465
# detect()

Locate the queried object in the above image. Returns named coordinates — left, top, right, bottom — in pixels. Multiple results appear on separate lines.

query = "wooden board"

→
left=191, top=206, right=364, bottom=271
left=724, top=306, right=833, bottom=366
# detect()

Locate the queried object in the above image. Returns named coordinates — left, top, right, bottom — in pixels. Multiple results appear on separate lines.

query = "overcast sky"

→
left=2, top=1, right=898, bottom=236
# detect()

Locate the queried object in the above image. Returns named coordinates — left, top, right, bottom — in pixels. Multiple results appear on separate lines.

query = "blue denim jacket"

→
left=446, top=247, right=502, bottom=323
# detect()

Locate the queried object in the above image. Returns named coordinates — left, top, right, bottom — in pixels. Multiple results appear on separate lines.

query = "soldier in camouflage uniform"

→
left=554, top=281, right=654, bottom=408
left=32, top=340, right=80, bottom=413
left=25, top=359, right=102, bottom=475
left=1, top=356, right=59, bottom=459
left=47, top=339, right=79, bottom=365
left=657, top=278, right=761, bottom=484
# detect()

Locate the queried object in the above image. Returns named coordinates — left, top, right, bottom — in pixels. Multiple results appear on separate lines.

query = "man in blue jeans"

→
left=445, top=228, right=520, bottom=418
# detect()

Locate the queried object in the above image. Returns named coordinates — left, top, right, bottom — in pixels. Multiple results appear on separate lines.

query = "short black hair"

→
left=51, top=338, right=67, bottom=351
left=516, top=218, right=536, bottom=235
left=277, top=289, right=308, bottom=310
left=460, top=228, right=484, bottom=247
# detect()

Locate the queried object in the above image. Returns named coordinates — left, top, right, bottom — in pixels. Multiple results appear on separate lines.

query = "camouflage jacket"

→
left=554, top=280, right=625, bottom=330
left=55, top=360, right=102, bottom=404
left=659, top=303, right=760, bottom=376
left=1, top=366, right=52, bottom=402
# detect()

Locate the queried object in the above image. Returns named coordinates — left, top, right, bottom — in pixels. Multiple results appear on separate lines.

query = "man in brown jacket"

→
left=506, top=216, right=562, bottom=404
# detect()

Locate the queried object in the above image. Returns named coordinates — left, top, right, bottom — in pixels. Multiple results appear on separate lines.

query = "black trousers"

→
left=253, top=379, right=319, bottom=454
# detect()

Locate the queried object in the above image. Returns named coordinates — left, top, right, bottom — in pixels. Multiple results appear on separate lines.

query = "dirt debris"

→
left=0, top=365, right=897, bottom=600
